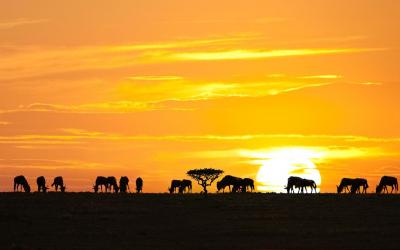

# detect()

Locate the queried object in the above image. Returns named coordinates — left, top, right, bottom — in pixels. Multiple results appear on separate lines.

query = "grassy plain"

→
left=1, top=193, right=399, bottom=250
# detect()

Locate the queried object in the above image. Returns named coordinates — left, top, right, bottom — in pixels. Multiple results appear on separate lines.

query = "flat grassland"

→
left=1, top=193, right=399, bottom=250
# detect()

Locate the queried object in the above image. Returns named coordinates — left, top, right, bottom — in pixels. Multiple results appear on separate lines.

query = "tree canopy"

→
left=187, top=168, right=224, bottom=194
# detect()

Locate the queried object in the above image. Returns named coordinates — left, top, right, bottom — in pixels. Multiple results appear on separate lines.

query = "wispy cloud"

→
left=166, top=48, right=384, bottom=62
left=126, top=75, right=184, bottom=81
left=0, top=18, right=48, bottom=29
left=298, top=75, right=342, bottom=79
left=1, top=131, right=400, bottom=145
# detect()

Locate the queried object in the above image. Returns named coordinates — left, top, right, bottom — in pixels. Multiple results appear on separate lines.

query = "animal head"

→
left=337, top=185, right=342, bottom=194
left=376, top=185, right=382, bottom=194
left=25, top=185, right=31, bottom=193
left=93, top=185, right=98, bottom=193
left=61, top=186, right=66, bottom=193
left=168, top=187, right=173, bottom=194
left=216, top=181, right=221, bottom=191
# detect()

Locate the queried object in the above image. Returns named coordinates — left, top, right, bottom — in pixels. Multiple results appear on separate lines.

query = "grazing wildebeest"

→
left=119, top=176, right=130, bottom=193
left=376, top=176, right=398, bottom=194
left=106, top=176, right=119, bottom=193
left=169, top=180, right=182, bottom=194
left=217, top=175, right=242, bottom=193
left=36, top=176, right=48, bottom=192
left=14, top=175, right=31, bottom=193
left=179, top=179, right=192, bottom=193
left=350, top=178, right=369, bottom=194
left=94, top=176, right=108, bottom=193
left=241, top=178, right=255, bottom=192
left=285, top=176, right=303, bottom=193
left=298, top=178, right=317, bottom=193
left=136, top=177, right=143, bottom=193
left=52, top=176, right=66, bottom=192
left=337, top=178, right=356, bottom=193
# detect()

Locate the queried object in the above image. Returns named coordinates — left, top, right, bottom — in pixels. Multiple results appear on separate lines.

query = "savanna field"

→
left=1, top=193, right=399, bottom=250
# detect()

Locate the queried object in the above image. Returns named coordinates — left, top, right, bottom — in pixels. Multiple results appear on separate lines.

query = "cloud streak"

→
left=166, top=48, right=384, bottom=62
left=0, top=18, right=48, bottom=29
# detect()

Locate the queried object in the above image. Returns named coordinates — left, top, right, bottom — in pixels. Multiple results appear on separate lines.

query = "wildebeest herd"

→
left=10, top=174, right=399, bottom=194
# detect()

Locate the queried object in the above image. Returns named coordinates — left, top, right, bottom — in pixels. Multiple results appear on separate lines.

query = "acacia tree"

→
left=187, top=168, right=224, bottom=194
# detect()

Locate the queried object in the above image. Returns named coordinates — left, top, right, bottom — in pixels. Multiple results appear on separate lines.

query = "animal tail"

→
left=51, top=182, right=55, bottom=187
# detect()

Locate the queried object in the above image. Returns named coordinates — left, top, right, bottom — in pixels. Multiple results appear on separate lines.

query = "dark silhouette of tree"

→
left=187, top=168, right=223, bottom=194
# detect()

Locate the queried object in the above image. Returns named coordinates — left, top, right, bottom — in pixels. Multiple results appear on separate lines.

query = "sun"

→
left=255, top=148, right=322, bottom=193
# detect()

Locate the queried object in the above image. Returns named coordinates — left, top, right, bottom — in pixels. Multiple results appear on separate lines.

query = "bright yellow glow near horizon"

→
left=255, top=148, right=322, bottom=193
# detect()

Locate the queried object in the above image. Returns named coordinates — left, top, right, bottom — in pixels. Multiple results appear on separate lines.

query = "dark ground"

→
left=0, top=193, right=399, bottom=250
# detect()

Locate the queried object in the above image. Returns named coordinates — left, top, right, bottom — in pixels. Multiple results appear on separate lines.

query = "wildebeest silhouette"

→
left=14, top=175, right=31, bottom=193
left=298, top=178, right=317, bottom=193
left=376, top=176, right=398, bottom=194
left=36, top=176, right=48, bottom=192
left=52, top=176, right=66, bottom=192
left=350, top=178, right=369, bottom=194
left=106, top=176, right=119, bottom=193
left=94, top=176, right=108, bottom=193
left=119, top=176, right=130, bottom=193
left=169, top=180, right=182, bottom=193
left=285, top=176, right=303, bottom=193
left=337, top=178, right=356, bottom=193
left=241, top=178, right=255, bottom=192
left=136, top=177, right=143, bottom=193
left=217, top=175, right=242, bottom=193
left=178, top=179, right=192, bottom=193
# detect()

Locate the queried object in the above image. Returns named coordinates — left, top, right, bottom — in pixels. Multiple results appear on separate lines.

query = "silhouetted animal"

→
left=119, top=176, right=130, bottom=193
left=36, top=176, right=48, bottom=192
left=169, top=180, right=182, bottom=193
left=350, top=178, right=369, bottom=194
left=217, top=175, right=242, bottom=193
left=241, top=178, right=255, bottom=192
left=298, top=178, right=317, bottom=193
left=94, top=176, right=108, bottom=193
left=106, top=176, right=119, bottom=193
left=14, top=175, right=31, bottom=193
left=285, top=176, right=303, bottom=193
left=337, top=178, right=356, bottom=193
left=51, top=176, right=65, bottom=192
left=136, top=177, right=143, bottom=193
left=179, top=179, right=192, bottom=193
left=376, top=176, right=398, bottom=194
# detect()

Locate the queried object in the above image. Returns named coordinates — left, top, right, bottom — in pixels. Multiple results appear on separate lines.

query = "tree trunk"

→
left=202, top=183, right=208, bottom=194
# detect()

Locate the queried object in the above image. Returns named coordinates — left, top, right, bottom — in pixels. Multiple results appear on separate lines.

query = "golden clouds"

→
left=0, top=18, right=48, bottom=29
left=166, top=48, right=383, bottom=61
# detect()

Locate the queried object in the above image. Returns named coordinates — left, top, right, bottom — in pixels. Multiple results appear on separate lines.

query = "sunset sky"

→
left=0, top=0, right=399, bottom=192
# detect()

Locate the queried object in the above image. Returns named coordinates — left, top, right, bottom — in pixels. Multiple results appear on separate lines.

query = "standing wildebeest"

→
left=217, top=175, right=242, bottom=193
left=136, top=177, right=143, bottom=193
left=106, top=176, right=119, bottom=193
left=36, top=176, right=48, bottom=192
left=14, top=175, right=31, bottom=193
left=51, top=176, right=66, bottom=192
left=376, top=176, right=398, bottom=194
left=337, top=178, right=356, bottom=193
left=241, top=178, right=255, bottom=192
left=350, top=178, right=369, bottom=194
left=298, top=178, right=317, bottom=193
left=179, top=179, right=192, bottom=193
left=285, top=176, right=303, bottom=193
left=94, top=176, right=108, bottom=193
left=119, top=176, right=130, bottom=193
left=169, top=180, right=182, bottom=193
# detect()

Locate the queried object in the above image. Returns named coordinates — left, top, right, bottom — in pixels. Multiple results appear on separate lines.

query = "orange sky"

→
left=0, top=0, right=399, bottom=192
